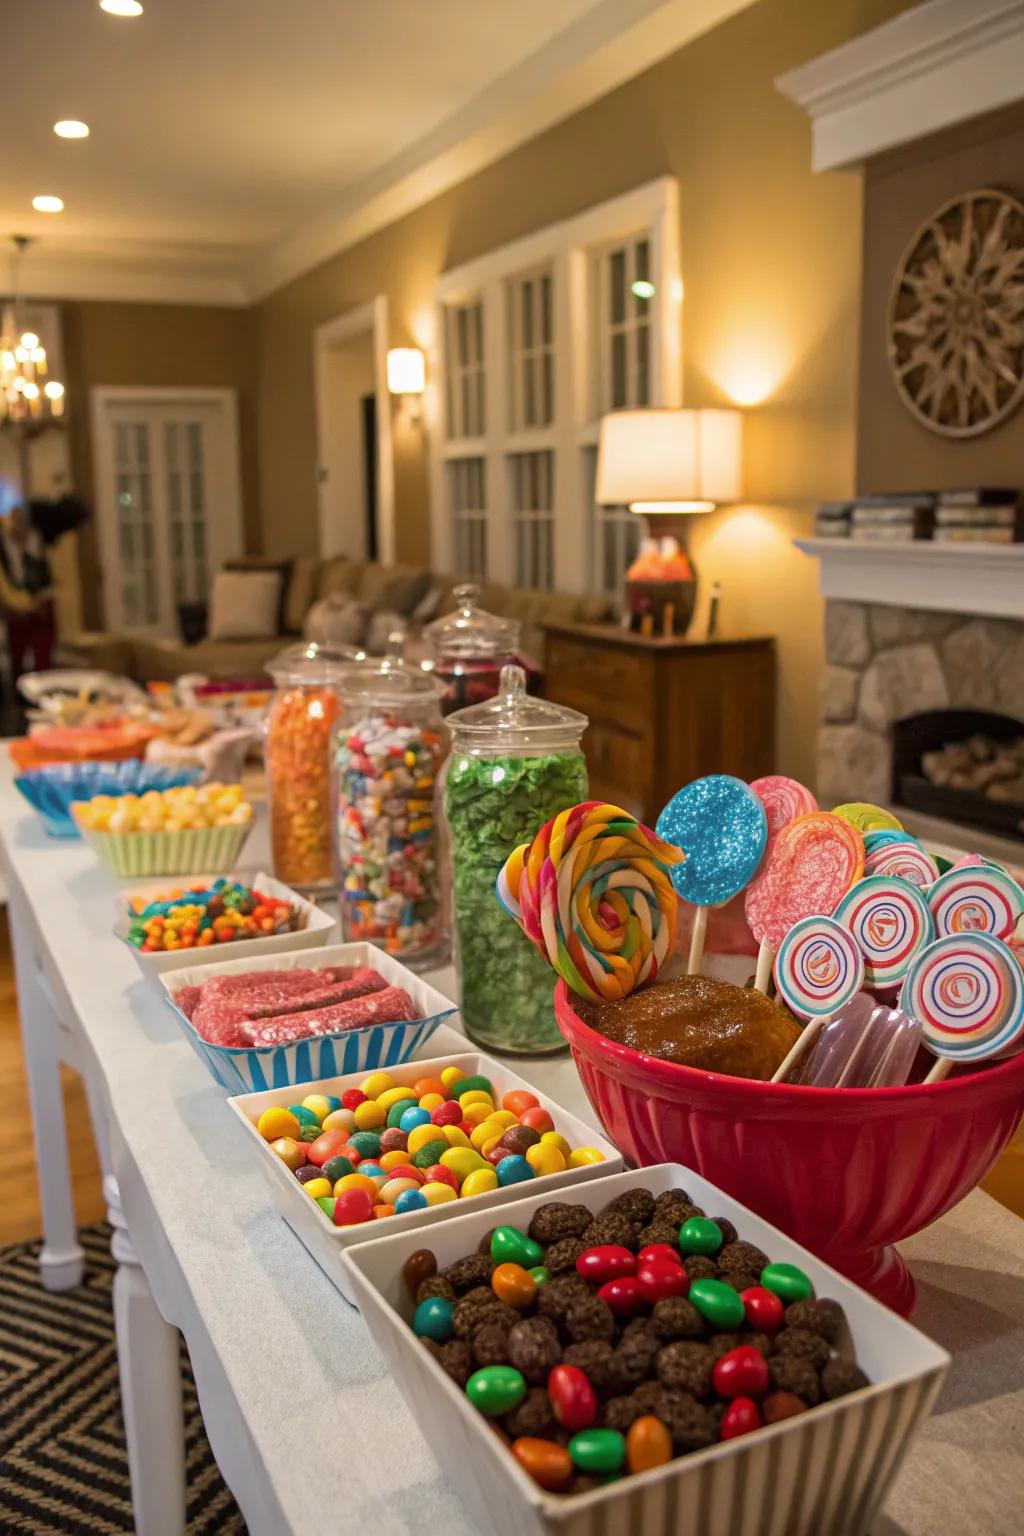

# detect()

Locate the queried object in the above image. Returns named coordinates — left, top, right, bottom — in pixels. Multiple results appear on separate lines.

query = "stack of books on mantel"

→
left=933, top=488, right=1022, bottom=545
left=815, top=487, right=1022, bottom=544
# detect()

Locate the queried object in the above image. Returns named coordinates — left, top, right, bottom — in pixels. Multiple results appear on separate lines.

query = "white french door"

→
left=91, top=388, right=243, bottom=633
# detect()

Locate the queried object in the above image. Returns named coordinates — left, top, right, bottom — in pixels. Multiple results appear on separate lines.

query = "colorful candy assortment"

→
left=74, top=781, right=251, bottom=833
left=126, top=878, right=303, bottom=952
left=252, top=1065, right=605, bottom=1223
left=266, top=685, right=340, bottom=891
left=336, top=712, right=444, bottom=958
left=403, top=1186, right=868, bottom=1493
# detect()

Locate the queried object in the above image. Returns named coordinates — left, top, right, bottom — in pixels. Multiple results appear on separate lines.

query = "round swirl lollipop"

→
left=927, top=864, right=1024, bottom=939
left=863, top=828, right=910, bottom=857
left=834, top=875, right=934, bottom=989
left=863, top=838, right=939, bottom=889
left=745, top=811, right=865, bottom=963
left=498, top=800, right=684, bottom=1003
left=773, top=916, right=865, bottom=1021
left=901, top=932, right=1024, bottom=1066
left=749, top=775, right=817, bottom=840
left=832, top=802, right=903, bottom=834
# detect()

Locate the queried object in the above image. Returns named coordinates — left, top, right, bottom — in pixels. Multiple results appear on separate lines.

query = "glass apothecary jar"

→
left=443, top=664, right=588, bottom=1054
left=334, top=658, right=447, bottom=968
left=424, top=583, right=524, bottom=715
left=264, top=642, right=353, bottom=894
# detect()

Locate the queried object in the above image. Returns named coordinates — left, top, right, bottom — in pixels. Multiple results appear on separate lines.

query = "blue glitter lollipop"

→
left=656, top=775, right=768, bottom=974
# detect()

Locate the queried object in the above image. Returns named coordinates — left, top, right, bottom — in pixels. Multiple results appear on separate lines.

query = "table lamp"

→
left=596, top=408, right=742, bottom=635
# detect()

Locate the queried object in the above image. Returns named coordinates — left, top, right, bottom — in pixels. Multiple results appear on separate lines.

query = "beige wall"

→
left=858, top=101, right=1024, bottom=494
left=61, top=300, right=257, bottom=627
left=254, top=0, right=917, bottom=787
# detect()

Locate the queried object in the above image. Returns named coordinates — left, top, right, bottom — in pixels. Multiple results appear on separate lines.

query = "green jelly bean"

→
left=287, top=1104, right=321, bottom=1128
left=412, top=1141, right=448, bottom=1170
left=315, top=1196, right=336, bottom=1218
left=678, top=1217, right=723, bottom=1256
left=688, top=1278, right=745, bottom=1330
left=322, top=1154, right=355, bottom=1183
left=466, top=1366, right=526, bottom=1417
left=490, top=1225, right=544, bottom=1269
left=568, top=1429, right=625, bottom=1475
left=299, top=1125, right=321, bottom=1142
left=760, top=1262, right=814, bottom=1304
left=387, top=1098, right=418, bottom=1129
left=528, top=1266, right=552, bottom=1287
left=455, top=1075, right=495, bottom=1099
left=347, top=1131, right=382, bottom=1159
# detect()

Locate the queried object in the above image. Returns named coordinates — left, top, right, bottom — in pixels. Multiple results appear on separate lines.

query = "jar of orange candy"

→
left=264, top=643, right=355, bottom=893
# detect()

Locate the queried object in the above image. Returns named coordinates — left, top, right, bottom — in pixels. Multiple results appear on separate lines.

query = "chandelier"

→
left=0, top=236, right=65, bottom=425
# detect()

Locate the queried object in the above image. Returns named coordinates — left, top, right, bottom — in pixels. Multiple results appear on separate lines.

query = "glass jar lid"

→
left=336, top=653, right=445, bottom=708
left=447, top=663, right=587, bottom=750
left=268, top=641, right=359, bottom=688
left=424, top=583, right=520, bottom=662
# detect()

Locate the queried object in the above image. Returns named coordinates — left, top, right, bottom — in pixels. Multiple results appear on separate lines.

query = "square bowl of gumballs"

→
left=116, top=870, right=337, bottom=977
left=228, top=1050, right=620, bottom=1303
left=341, top=1164, right=949, bottom=1536
left=161, top=941, right=459, bottom=1093
left=72, top=781, right=253, bottom=878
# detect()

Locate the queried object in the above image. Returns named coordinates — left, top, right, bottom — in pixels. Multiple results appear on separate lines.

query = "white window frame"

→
left=428, top=177, right=681, bottom=594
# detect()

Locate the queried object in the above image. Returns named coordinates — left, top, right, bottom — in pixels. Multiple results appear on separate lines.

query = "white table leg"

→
left=8, top=886, right=84, bottom=1290
left=108, top=1174, right=187, bottom=1536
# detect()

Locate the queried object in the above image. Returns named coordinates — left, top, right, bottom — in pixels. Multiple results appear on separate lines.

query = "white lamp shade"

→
left=386, top=347, right=425, bottom=395
left=595, top=408, right=742, bottom=511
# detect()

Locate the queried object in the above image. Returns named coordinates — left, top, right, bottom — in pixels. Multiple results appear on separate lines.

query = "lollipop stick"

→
left=924, top=1057, right=953, bottom=1085
left=754, top=940, right=773, bottom=994
left=687, top=904, right=709, bottom=976
left=771, top=1016, right=825, bottom=1084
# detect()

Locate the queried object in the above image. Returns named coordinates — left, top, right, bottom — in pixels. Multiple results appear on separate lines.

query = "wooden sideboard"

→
left=542, top=623, right=777, bottom=825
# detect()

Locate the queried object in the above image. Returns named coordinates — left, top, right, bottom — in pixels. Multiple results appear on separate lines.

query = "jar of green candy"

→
left=443, top=664, right=588, bottom=1054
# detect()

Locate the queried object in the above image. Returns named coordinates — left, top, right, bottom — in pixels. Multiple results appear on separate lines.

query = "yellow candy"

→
left=440, top=1126, right=470, bottom=1148
left=439, top=1147, right=488, bottom=1182
left=568, top=1147, right=606, bottom=1168
left=270, top=1136, right=306, bottom=1172
left=421, top=1182, right=458, bottom=1207
left=353, top=1100, right=387, bottom=1131
left=303, top=1178, right=332, bottom=1200
left=361, top=1072, right=396, bottom=1099
left=526, top=1143, right=567, bottom=1176
left=440, top=1066, right=465, bottom=1091
left=480, top=1133, right=505, bottom=1157
left=470, top=1118, right=505, bottom=1151
left=460, top=1167, right=499, bottom=1198
left=407, top=1123, right=446, bottom=1157
left=418, top=1093, right=445, bottom=1114
left=377, top=1086, right=419, bottom=1113
left=488, top=1110, right=518, bottom=1129
left=540, top=1131, right=572, bottom=1157
left=322, top=1108, right=356, bottom=1133
left=257, top=1107, right=300, bottom=1142
left=380, top=1177, right=420, bottom=1203
left=458, top=1090, right=494, bottom=1110
left=334, top=1173, right=380, bottom=1200
left=380, top=1149, right=413, bottom=1171
left=462, top=1103, right=493, bottom=1126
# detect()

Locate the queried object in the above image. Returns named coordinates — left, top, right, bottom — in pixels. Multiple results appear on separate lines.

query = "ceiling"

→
left=4, top=0, right=755, bottom=304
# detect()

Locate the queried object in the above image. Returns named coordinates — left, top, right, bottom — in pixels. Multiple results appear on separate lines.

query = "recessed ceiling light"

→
left=100, top=0, right=143, bottom=14
left=32, top=195, right=64, bottom=213
left=55, top=120, right=90, bottom=139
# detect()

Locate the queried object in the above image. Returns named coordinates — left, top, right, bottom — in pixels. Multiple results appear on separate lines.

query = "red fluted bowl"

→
left=555, top=980, right=1024, bottom=1315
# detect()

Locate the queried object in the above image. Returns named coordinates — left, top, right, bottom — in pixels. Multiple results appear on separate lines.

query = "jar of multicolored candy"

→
left=264, top=643, right=354, bottom=893
left=334, top=658, right=447, bottom=966
left=443, top=664, right=588, bottom=1054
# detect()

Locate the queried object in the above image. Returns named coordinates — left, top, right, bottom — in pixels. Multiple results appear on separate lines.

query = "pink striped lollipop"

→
left=901, top=932, right=1024, bottom=1065
left=863, top=839, right=939, bottom=889
left=927, top=864, right=1024, bottom=939
left=773, top=916, right=865, bottom=1021
left=834, top=875, right=934, bottom=989
left=749, top=776, right=818, bottom=841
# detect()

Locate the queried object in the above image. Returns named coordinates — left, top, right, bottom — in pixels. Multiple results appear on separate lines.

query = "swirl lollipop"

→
left=832, top=802, right=903, bottom=834
left=927, top=864, right=1024, bottom=939
left=834, top=875, right=934, bottom=989
left=773, top=916, right=864, bottom=1020
left=863, top=838, right=939, bottom=889
left=901, top=932, right=1024, bottom=1081
left=749, top=775, right=818, bottom=840
left=863, top=828, right=910, bottom=857
left=498, top=801, right=684, bottom=1003
left=745, top=812, right=865, bottom=991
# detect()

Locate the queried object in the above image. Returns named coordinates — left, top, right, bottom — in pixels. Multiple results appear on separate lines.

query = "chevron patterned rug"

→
left=0, top=1224, right=246, bottom=1534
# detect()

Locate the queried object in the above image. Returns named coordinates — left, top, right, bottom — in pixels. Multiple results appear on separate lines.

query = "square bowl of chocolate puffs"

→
left=342, top=1165, right=949, bottom=1536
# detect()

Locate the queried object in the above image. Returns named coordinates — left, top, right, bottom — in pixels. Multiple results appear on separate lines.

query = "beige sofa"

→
left=59, top=555, right=615, bottom=681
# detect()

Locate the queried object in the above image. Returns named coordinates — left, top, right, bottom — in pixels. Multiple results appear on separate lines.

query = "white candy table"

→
left=3, top=762, right=1024, bottom=1536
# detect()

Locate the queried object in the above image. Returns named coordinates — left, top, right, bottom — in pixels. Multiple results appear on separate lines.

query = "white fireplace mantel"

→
left=795, top=537, right=1024, bottom=620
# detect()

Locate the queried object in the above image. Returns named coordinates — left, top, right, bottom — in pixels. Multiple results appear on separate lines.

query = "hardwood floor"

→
left=1, top=906, right=1023, bottom=1247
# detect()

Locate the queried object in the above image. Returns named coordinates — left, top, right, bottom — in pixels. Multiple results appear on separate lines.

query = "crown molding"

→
left=776, top=0, right=1024, bottom=171
left=13, top=248, right=247, bottom=307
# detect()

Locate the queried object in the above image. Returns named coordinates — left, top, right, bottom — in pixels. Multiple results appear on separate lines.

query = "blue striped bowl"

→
left=15, top=760, right=202, bottom=838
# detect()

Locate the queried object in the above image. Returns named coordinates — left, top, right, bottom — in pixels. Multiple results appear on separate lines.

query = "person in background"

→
left=0, top=503, right=56, bottom=679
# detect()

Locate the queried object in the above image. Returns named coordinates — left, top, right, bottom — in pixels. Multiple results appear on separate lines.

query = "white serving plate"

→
left=160, top=942, right=458, bottom=1093
left=229, top=1048, right=622, bottom=1305
left=115, top=869, right=337, bottom=977
left=343, top=1164, right=950, bottom=1536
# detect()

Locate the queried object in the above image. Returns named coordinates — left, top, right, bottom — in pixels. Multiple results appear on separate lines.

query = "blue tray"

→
left=14, top=760, right=203, bottom=838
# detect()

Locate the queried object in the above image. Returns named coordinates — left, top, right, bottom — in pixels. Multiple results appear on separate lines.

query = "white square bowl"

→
left=228, top=1046, right=622, bottom=1304
left=160, top=942, right=457, bottom=1093
left=116, top=870, right=338, bottom=978
left=342, top=1164, right=950, bottom=1536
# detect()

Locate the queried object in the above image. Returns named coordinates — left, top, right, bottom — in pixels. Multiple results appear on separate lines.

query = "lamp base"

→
left=625, top=574, right=698, bottom=637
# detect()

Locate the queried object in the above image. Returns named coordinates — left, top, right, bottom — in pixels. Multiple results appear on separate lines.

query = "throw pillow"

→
left=283, top=554, right=318, bottom=634
left=356, top=562, right=431, bottom=615
left=207, top=570, right=282, bottom=640
left=304, top=593, right=369, bottom=648
left=225, top=555, right=291, bottom=634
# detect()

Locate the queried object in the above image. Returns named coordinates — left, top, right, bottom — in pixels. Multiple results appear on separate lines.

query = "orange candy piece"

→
left=371, top=1203, right=396, bottom=1219
left=627, top=1414, right=672, bottom=1474
left=491, top=1262, right=537, bottom=1309
left=512, top=1437, right=573, bottom=1491
left=412, top=1077, right=446, bottom=1100
left=502, top=1089, right=540, bottom=1117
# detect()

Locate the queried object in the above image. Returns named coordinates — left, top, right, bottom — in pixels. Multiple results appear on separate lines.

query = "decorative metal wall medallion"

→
left=888, top=188, right=1024, bottom=438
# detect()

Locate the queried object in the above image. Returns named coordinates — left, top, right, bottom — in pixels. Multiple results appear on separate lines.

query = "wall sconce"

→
left=387, top=347, right=426, bottom=423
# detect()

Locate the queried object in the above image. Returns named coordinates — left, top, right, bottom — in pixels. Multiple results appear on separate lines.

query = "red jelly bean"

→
left=548, top=1364, right=597, bottom=1431
left=636, top=1258, right=689, bottom=1303
left=720, top=1396, right=762, bottom=1440
left=637, top=1244, right=681, bottom=1267
left=712, top=1346, right=770, bottom=1400
left=740, top=1286, right=785, bottom=1332
left=484, top=1145, right=508, bottom=1167
left=306, top=1129, right=349, bottom=1167
left=341, top=1089, right=367, bottom=1110
left=332, top=1188, right=373, bottom=1226
left=384, top=1164, right=424, bottom=1185
left=518, top=1106, right=555, bottom=1134
left=424, top=1164, right=459, bottom=1190
left=575, top=1246, right=636, bottom=1284
left=431, top=1101, right=463, bottom=1127
left=597, top=1276, right=644, bottom=1316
